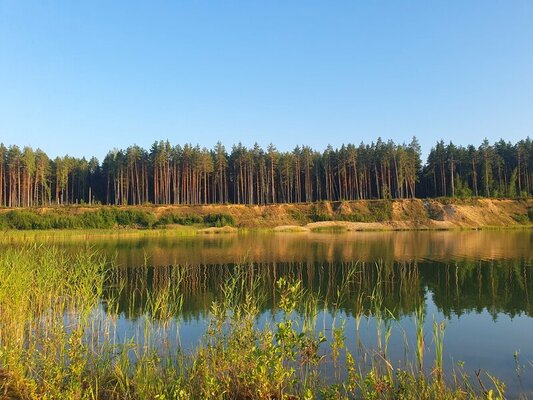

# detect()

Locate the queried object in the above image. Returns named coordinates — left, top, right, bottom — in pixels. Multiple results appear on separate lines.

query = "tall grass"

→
left=0, top=246, right=506, bottom=399
left=0, top=209, right=235, bottom=230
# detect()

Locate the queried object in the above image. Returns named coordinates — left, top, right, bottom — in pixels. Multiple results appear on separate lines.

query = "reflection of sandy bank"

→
left=20, top=230, right=532, bottom=267
left=196, top=226, right=237, bottom=234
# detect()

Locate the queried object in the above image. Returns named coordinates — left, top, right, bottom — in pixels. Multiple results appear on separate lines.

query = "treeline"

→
left=0, top=137, right=531, bottom=207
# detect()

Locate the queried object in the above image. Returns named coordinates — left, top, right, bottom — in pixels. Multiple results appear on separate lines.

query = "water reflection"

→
left=4, top=230, right=533, bottom=264
left=103, top=259, right=533, bottom=322
left=3, top=230, right=533, bottom=396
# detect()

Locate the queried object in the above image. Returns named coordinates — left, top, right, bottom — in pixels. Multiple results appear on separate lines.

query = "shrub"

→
left=203, top=213, right=235, bottom=227
left=309, top=204, right=333, bottom=222
left=80, top=209, right=115, bottom=228
left=309, top=212, right=333, bottom=222
left=113, top=209, right=157, bottom=228
left=155, top=213, right=203, bottom=227
left=1, top=210, right=43, bottom=229
left=288, top=209, right=307, bottom=223
left=339, top=212, right=367, bottom=222
left=367, top=200, right=393, bottom=222
left=0, top=208, right=159, bottom=230
left=513, top=214, right=529, bottom=224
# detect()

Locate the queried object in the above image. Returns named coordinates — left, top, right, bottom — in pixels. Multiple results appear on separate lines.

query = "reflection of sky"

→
left=105, top=293, right=533, bottom=397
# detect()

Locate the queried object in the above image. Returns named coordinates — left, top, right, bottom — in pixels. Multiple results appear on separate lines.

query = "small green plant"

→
left=433, top=319, right=446, bottom=383
left=512, top=214, right=530, bottom=224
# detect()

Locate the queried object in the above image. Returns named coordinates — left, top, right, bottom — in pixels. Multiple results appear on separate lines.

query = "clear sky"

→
left=1, top=1, right=532, bottom=161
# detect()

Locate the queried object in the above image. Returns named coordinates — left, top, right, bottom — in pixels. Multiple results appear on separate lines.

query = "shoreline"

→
left=1, top=222, right=532, bottom=240
left=0, top=198, right=532, bottom=234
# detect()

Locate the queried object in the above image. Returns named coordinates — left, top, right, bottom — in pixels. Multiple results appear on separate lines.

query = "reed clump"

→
left=0, top=246, right=506, bottom=399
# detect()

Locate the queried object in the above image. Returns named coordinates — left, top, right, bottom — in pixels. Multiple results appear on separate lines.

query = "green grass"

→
left=0, top=246, right=508, bottom=399
left=0, top=209, right=235, bottom=231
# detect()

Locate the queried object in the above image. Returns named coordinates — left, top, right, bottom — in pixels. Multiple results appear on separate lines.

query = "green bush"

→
left=80, top=209, right=115, bottom=228
left=367, top=200, right=393, bottom=222
left=0, top=208, right=158, bottom=230
left=309, top=212, right=333, bottom=222
left=288, top=209, right=307, bottom=223
left=113, top=209, right=156, bottom=228
left=2, top=210, right=41, bottom=229
left=528, top=208, right=533, bottom=222
left=203, top=213, right=235, bottom=227
left=309, top=204, right=333, bottom=222
left=513, top=214, right=529, bottom=224
left=339, top=212, right=367, bottom=222
left=156, top=213, right=203, bottom=226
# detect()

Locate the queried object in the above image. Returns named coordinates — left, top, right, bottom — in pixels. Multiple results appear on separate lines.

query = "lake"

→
left=5, top=230, right=533, bottom=397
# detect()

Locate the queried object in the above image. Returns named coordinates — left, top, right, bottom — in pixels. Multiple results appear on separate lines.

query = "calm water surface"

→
left=7, top=230, right=533, bottom=397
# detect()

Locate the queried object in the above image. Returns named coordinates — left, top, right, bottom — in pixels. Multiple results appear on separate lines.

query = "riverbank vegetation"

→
left=0, top=208, right=235, bottom=230
left=0, top=246, right=508, bottom=399
left=0, top=137, right=532, bottom=207
left=0, top=198, right=531, bottom=230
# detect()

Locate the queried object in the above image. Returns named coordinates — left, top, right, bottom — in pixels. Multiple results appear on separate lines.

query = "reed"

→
left=0, top=246, right=507, bottom=399
left=414, top=304, right=425, bottom=373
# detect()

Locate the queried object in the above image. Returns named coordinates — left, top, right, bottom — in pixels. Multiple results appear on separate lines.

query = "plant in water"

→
left=433, top=319, right=446, bottom=383
left=0, top=248, right=510, bottom=399
left=414, top=304, right=426, bottom=373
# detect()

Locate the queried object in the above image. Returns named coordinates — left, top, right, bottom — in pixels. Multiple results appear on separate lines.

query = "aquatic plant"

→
left=0, top=246, right=508, bottom=399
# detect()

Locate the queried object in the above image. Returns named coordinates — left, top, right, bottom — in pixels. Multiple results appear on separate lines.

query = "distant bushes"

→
left=514, top=208, right=533, bottom=224
left=309, top=200, right=393, bottom=223
left=367, top=200, right=393, bottom=221
left=156, top=212, right=235, bottom=227
left=155, top=213, right=203, bottom=227
left=0, top=209, right=158, bottom=230
left=309, top=212, right=333, bottom=222
left=338, top=200, right=393, bottom=223
left=309, top=202, right=334, bottom=222
left=0, top=209, right=236, bottom=230
left=203, top=213, right=235, bottom=227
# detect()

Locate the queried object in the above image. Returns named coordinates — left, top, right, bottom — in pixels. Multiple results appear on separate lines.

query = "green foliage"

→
left=155, top=213, right=203, bottom=226
left=455, top=175, right=473, bottom=198
left=366, top=200, right=393, bottom=222
left=512, top=214, right=529, bottom=224
left=203, top=213, right=235, bottom=227
left=0, top=208, right=158, bottom=230
left=508, top=168, right=518, bottom=198
left=309, top=212, right=333, bottom=222
left=288, top=208, right=308, bottom=223
left=528, top=208, right=533, bottom=222
left=0, top=248, right=508, bottom=399
left=0, top=209, right=240, bottom=230
left=2, top=137, right=533, bottom=210
left=338, top=201, right=393, bottom=223
left=309, top=204, right=333, bottom=222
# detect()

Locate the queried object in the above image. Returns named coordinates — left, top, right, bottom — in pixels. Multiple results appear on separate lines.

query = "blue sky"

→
left=1, top=1, right=532, bottom=161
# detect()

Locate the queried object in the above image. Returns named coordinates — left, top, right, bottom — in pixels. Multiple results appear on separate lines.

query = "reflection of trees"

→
left=427, top=259, right=533, bottom=319
left=15, top=230, right=533, bottom=266
left=103, top=259, right=533, bottom=321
